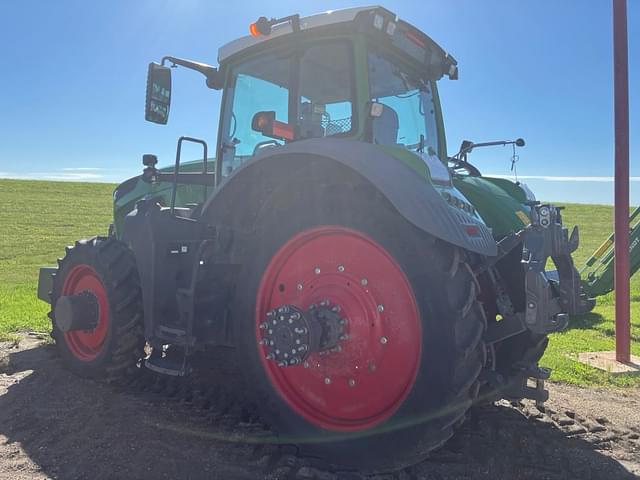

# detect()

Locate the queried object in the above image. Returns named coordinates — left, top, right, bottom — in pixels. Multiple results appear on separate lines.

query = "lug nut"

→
left=278, top=361, right=287, bottom=367
left=303, top=361, right=310, bottom=368
left=339, top=334, right=349, bottom=341
left=339, top=318, right=347, bottom=326
left=266, top=310, right=276, bottom=317
left=377, top=304, right=384, bottom=312
left=314, top=267, right=321, bottom=274
left=331, top=305, right=341, bottom=312
left=297, top=283, right=303, bottom=291
left=369, top=363, right=377, bottom=372
left=324, top=377, right=331, bottom=385
left=266, top=353, right=275, bottom=360
left=361, top=278, right=368, bottom=286
left=348, top=379, right=356, bottom=387
left=259, top=322, right=268, bottom=329
left=380, top=336, right=388, bottom=345
left=337, top=265, right=345, bottom=272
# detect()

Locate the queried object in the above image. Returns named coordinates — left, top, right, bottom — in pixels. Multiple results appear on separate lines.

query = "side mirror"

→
left=145, top=63, right=172, bottom=124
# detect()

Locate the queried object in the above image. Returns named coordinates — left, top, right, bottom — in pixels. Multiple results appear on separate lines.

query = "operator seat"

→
left=372, top=104, right=399, bottom=146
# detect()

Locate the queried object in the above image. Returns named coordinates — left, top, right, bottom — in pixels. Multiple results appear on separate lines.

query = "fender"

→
left=202, top=138, right=497, bottom=256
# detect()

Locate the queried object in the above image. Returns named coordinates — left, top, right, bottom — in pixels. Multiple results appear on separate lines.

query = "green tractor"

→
left=37, top=6, right=594, bottom=472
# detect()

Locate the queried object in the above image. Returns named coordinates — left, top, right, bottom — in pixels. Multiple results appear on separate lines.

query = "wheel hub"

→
left=55, top=291, right=100, bottom=333
left=260, top=302, right=346, bottom=367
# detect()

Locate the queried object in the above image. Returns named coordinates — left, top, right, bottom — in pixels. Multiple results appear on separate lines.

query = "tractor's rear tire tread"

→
left=50, top=236, right=145, bottom=385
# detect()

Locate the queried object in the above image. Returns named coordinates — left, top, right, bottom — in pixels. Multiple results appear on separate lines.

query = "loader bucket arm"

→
left=581, top=205, right=640, bottom=297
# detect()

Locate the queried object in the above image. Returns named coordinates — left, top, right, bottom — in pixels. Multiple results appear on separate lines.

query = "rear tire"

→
left=49, top=237, right=145, bottom=383
left=229, top=182, right=486, bottom=472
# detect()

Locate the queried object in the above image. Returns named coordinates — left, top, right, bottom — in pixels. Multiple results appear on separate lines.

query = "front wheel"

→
left=49, top=237, right=145, bottom=383
left=230, top=186, right=486, bottom=472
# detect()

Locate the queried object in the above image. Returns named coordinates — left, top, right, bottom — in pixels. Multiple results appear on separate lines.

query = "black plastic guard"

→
left=206, top=139, right=497, bottom=256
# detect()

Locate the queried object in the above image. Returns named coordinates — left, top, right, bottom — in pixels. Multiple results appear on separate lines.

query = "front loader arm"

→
left=581, top=205, right=640, bottom=298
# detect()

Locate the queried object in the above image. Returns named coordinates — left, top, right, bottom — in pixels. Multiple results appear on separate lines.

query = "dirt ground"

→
left=0, top=335, right=638, bottom=480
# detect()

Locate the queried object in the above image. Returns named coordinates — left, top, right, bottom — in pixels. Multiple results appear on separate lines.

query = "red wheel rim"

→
left=256, top=226, right=422, bottom=431
left=61, top=264, right=109, bottom=361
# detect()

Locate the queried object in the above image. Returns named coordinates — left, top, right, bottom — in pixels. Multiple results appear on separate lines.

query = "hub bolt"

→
left=324, top=377, right=331, bottom=385
left=338, top=265, right=345, bottom=272
left=380, top=336, right=388, bottom=345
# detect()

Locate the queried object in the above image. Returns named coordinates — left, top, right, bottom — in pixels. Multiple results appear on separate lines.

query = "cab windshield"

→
left=219, top=41, right=354, bottom=177
left=367, top=48, right=439, bottom=156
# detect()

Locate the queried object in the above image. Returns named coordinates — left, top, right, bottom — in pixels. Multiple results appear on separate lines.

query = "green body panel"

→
left=453, top=176, right=530, bottom=237
left=378, top=145, right=429, bottom=179
left=112, top=159, right=211, bottom=237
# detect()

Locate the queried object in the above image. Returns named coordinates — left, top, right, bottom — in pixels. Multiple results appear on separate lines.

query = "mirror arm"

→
left=460, top=138, right=525, bottom=156
left=161, top=56, right=222, bottom=89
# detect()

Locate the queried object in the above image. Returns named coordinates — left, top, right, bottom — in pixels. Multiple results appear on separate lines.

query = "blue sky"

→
left=0, top=0, right=637, bottom=204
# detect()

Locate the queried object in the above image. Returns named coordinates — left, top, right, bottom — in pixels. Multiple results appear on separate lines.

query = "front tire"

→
left=49, top=237, right=145, bottom=383
left=230, top=184, right=486, bottom=472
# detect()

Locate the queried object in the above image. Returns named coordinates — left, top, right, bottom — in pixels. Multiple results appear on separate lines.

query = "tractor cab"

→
left=140, top=6, right=458, bottom=206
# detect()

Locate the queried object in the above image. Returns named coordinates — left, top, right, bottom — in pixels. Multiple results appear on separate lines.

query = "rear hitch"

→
left=521, top=203, right=586, bottom=335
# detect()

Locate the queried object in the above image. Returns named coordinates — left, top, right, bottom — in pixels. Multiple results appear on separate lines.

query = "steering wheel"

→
left=253, top=140, right=281, bottom=156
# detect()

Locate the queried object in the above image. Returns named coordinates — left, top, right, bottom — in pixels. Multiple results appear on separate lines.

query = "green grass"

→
left=0, top=179, right=638, bottom=386
left=0, top=179, right=115, bottom=339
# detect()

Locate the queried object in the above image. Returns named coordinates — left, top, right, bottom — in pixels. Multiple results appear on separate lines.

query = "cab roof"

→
left=218, top=6, right=379, bottom=63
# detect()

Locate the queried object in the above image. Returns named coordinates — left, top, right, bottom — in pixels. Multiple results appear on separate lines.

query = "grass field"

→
left=0, top=178, right=638, bottom=387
